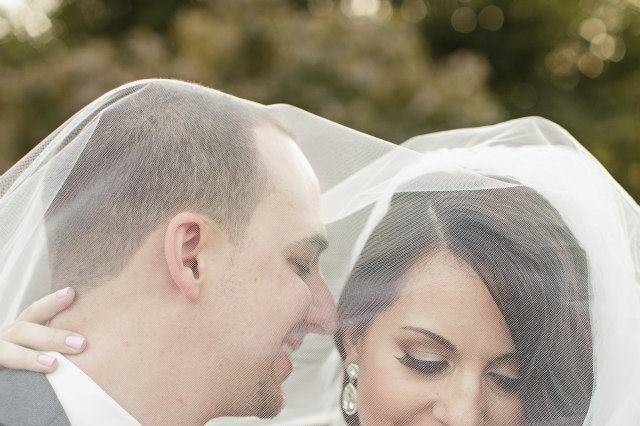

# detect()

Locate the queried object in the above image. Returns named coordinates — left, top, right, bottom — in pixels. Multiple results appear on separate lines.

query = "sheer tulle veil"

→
left=0, top=80, right=638, bottom=425
left=240, top=117, right=640, bottom=425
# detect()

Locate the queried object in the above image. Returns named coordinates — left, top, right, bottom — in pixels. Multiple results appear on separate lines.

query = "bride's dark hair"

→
left=335, top=182, right=593, bottom=425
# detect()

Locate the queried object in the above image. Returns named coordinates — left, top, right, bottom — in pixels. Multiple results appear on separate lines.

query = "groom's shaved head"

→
left=45, top=80, right=274, bottom=289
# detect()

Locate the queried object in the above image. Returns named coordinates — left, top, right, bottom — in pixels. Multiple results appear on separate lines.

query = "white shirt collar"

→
left=45, top=352, right=141, bottom=426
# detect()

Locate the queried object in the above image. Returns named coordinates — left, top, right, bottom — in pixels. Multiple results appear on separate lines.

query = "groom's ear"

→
left=164, top=212, right=223, bottom=301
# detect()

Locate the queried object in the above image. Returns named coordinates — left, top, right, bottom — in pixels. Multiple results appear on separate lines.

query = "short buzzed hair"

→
left=45, top=80, right=272, bottom=289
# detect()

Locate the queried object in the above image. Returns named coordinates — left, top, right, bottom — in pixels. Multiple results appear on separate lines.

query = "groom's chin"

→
left=251, top=352, right=293, bottom=418
left=255, top=377, right=285, bottom=419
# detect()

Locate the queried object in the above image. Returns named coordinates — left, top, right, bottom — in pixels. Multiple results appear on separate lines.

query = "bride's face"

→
left=346, top=250, right=523, bottom=426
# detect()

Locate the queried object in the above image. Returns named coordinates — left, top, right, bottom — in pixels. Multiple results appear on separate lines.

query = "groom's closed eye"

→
left=290, top=258, right=312, bottom=279
left=284, top=233, right=328, bottom=281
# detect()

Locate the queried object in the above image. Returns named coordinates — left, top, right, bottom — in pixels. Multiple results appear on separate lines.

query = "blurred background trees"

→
left=1, top=0, right=639, bottom=197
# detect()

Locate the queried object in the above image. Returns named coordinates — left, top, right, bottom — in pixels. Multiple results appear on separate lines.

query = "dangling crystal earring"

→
left=341, top=363, right=359, bottom=416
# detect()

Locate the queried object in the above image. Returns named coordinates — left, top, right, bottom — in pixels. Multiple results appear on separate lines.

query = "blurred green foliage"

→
left=1, top=0, right=639, bottom=198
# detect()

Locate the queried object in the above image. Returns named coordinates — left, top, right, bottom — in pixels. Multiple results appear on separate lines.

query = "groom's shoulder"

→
left=0, top=368, right=70, bottom=426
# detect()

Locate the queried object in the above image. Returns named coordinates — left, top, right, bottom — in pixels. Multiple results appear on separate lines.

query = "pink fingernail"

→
left=56, top=287, right=71, bottom=299
left=65, top=335, right=85, bottom=350
left=37, top=354, right=55, bottom=367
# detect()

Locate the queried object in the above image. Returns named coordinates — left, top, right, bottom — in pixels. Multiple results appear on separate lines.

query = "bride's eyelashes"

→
left=396, top=351, right=521, bottom=394
left=488, top=371, right=520, bottom=394
left=396, top=352, right=449, bottom=375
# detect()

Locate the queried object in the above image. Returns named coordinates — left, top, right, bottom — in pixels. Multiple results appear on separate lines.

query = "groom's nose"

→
left=305, top=274, right=337, bottom=335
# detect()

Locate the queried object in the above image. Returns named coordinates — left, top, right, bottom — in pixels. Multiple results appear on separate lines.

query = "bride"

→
left=318, top=118, right=638, bottom=425
left=1, top=88, right=639, bottom=424
left=334, top=182, right=593, bottom=425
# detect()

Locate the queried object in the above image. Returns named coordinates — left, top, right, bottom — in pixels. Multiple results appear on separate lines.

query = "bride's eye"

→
left=488, top=371, right=520, bottom=394
left=396, top=352, right=449, bottom=375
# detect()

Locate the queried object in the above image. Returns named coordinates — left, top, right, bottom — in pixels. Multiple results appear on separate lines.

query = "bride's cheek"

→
left=358, top=350, right=436, bottom=425
left=487, top=393, right=524, bottom=425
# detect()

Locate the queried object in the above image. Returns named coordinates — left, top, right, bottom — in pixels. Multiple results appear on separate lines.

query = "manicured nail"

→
left=65, top=335, right=85, bottom=350
left=37, top=354, right=55, bottom=367
left=56, top=287, right=72, bottom=300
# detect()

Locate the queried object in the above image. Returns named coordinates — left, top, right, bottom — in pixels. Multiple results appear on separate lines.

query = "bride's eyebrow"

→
left=400, top=326, right=456, bottom=352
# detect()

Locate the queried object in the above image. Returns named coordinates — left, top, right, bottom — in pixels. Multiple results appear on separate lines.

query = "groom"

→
left=0, top=80, right=336, bottom=425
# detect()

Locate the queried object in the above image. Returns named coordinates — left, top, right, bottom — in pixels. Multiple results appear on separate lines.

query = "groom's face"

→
left=202, top=124, right=336, bottom=418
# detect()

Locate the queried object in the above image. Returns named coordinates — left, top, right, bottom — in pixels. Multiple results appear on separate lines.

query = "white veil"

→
left=396, top=118, right=640, bottom=425
left=0, top=79, right=422, bottom=327
left=0, top=78, right=428, bottom=425
left=234, top=118, right=640, bottom=425
left=1, top=80, right=638, bottom=425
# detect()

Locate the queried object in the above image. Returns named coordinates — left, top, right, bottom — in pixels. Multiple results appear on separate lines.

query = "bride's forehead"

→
left=376, top=257, right=515, bottom=350
left=392, top=252, right=502, bottom=315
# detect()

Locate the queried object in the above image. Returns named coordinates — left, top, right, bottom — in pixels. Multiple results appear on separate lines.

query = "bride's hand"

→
left=0, top=288, right=86, bottom=373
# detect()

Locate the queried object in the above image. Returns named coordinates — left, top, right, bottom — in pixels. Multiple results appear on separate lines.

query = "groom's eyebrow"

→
left=305, top=234, right=329, bottom=261
left=287, top=234, right=329, bottom=261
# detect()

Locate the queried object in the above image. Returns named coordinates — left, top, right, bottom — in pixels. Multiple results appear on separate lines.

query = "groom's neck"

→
left=49, top=282, right=227, bottom=425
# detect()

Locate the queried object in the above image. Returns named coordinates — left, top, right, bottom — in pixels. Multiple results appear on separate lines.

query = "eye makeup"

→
left=488, top=370, right=520, bottom=393
left=395, top=325, right=521, bottom=394
left=396, top=351, right=449, bottom=375
left=394, top=328, right=453, bottom=376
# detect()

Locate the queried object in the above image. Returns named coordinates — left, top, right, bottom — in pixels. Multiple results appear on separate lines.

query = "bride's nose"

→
left=431, top=371, right=483, bottom=426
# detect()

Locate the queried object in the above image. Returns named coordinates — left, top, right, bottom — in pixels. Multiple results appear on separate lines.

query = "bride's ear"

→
left=164, top=212, right=211, bottom=301
left=342, top=326, right=363, bottom=363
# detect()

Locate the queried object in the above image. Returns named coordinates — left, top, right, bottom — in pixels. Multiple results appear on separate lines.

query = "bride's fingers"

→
left=0, top=289, right=84, bottom=374
left=16, top=287, right=75, bottom=325
left=1, top=321, right=86, bottom=355
left=0, top=340, right=58, bottom=373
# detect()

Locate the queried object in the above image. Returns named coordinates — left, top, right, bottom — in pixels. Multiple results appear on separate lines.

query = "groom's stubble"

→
left=255, top=372, right=284, bottom=418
